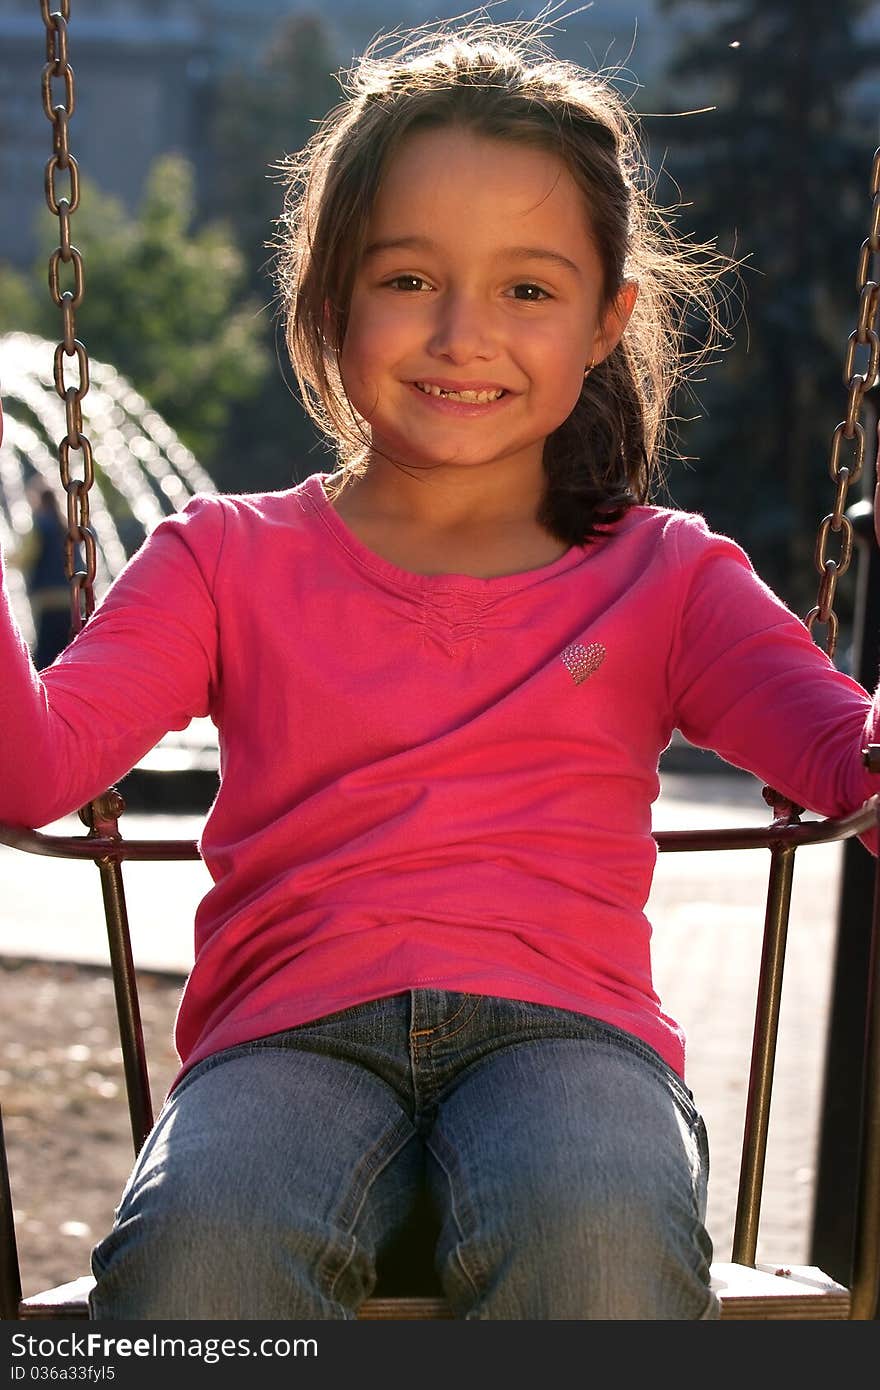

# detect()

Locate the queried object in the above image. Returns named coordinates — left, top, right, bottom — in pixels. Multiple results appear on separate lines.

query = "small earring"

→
left=584, top=360, right=595, bottom=377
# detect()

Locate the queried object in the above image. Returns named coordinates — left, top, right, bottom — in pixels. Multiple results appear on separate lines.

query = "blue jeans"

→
left=89, top=991, right=718, bottom=1320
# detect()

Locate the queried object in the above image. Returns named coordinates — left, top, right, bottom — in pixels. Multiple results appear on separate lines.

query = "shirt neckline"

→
left=299, top=472, right=590, bottom=594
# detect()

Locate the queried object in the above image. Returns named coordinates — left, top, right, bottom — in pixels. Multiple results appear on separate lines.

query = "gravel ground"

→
left=1, top=957, right=184, bottom=1303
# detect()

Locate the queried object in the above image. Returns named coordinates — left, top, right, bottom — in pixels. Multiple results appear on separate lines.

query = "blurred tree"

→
left=203, top=11, right=342, bottom=492
left=652, top=0, right=880, bottom=615
left=208, top=13, right=339, bottom=288
left=0, top=155, right=270, bottom=471
left=0, top=262, right=42, bottom=335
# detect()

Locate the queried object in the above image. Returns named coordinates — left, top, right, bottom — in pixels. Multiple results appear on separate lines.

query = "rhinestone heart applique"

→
left=560, top=641, right=606, bottom=686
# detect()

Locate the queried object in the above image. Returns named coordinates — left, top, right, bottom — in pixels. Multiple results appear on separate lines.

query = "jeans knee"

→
left=441, top=1182, right=715, bottom=1320
left=91, top=1180, right=373, bottom=1320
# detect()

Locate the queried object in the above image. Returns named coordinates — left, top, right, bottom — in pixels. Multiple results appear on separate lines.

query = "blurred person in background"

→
left=8, top=481, right=77, bottom=669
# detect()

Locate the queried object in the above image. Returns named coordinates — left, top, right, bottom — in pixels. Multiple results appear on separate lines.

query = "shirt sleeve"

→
left=667, top=514, right=880, bottom=829
left=0, top=494, right=224, bottom=829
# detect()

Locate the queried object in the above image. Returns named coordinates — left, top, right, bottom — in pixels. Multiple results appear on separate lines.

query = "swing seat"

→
left=2, top=793, right=879, bottom=1321
left=5, top=1264, right=854, bottom=1321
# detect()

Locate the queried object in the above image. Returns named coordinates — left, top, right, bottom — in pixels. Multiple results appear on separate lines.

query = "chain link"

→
left=763, top=150, right=880, bottom=817
left=40, top=0, right=96, bottom=634
left=805, top=146, right=880, bottom=661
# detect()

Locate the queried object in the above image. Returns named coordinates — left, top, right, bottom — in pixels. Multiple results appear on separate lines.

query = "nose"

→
left=427, top=289, right=497, bottom=365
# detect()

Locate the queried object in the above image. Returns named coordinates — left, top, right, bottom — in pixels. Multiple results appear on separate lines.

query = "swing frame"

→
left=1, top=790, right=879, bottom=1320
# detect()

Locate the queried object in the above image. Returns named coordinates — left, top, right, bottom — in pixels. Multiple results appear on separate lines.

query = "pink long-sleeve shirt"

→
left=2, top=472, right=878, bottom=1085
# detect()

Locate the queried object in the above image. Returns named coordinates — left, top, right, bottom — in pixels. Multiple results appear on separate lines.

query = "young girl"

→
left=2, top=17, right=879, bottom=1322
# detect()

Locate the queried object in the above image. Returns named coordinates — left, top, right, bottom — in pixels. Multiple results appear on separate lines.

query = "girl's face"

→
left=339, top=124, right=634, bottom=482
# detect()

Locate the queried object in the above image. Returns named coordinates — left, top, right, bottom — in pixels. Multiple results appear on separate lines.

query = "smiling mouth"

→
left=413, top=382, right=506, bottom=403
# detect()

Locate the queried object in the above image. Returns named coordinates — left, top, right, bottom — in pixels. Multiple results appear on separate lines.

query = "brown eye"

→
left=387, top=275, right=429, bottom=292
left=510, top=283, right=551, bottom=301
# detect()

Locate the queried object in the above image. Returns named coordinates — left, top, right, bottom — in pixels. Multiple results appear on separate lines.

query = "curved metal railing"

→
left=1, top=795, right=878, bottom=1317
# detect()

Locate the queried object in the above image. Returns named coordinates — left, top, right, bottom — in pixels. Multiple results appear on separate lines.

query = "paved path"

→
left=0, top=765, right=852, bottom=1274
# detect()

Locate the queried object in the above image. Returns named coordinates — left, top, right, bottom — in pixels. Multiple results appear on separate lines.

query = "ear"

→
left=592, top=277, right=638, bottom=364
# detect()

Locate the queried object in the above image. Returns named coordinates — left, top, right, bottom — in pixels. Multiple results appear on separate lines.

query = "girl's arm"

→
left=668, top=518, right=880, bottom=827
left=0, top=394, right=222, bottom=828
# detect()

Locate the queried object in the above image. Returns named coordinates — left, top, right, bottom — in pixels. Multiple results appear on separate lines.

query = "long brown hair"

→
left=274, top=16, right=734, bottom=544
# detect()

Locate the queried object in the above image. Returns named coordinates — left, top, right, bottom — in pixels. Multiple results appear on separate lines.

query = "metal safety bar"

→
left=1, top=794, right=879, bottom=1318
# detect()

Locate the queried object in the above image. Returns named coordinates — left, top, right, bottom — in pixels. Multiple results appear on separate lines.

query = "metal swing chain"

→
left=763, top=147, right=880, bottom=815
left=36, top=11, right=146, bottom=1146
left=805, top=146, right=880, bottom=661
left=40, top=2, right=122, bottom=834
left=40, top=0, right=97, bottom=636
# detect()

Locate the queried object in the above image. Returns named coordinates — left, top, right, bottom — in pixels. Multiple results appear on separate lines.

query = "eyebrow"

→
left=363, top=235, right=582, bottom=276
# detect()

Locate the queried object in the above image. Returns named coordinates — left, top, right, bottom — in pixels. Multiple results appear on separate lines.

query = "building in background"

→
left=1, top=0, right=208, bottom=268
left=0, top=0, right=700, bottom=271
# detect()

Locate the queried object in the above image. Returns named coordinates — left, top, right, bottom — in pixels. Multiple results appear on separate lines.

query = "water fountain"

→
left=0, top=331, right=220, bottom=805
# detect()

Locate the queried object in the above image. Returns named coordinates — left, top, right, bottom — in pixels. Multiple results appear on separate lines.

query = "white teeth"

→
left=415, top=382, right=504, bottom=403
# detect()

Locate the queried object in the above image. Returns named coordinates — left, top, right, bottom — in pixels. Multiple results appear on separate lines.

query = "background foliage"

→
left=1, top=155, right=269, bottom=467
left=652, top=0, right=880, bottom=617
